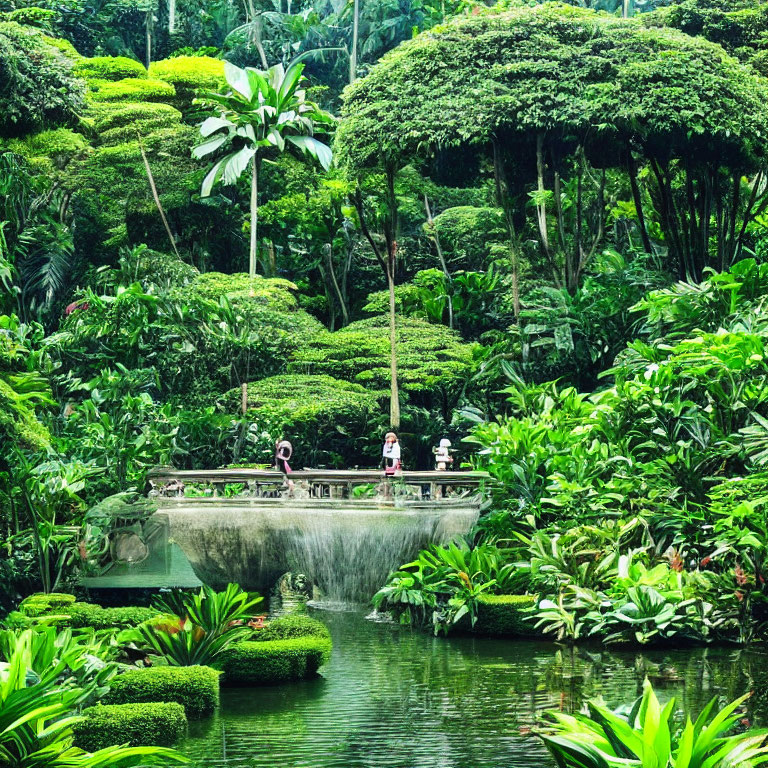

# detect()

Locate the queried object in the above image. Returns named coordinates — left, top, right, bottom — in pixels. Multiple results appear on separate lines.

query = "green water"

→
left=182, top=607, right=768, bottom=768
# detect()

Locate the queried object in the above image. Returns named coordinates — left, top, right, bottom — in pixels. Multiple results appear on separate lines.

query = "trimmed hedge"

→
left=472, top=595, right=536, bottom=636
left=92, top=101, right=181, bottom=133
left=88, top=77, right=176, bottom=103
left=19, top=597, right=159, bottom=629
left=65, top=603, right=159, bottom=629
left=255, top=614, right=331, bottom=642
left=103, top=665, right=220, bottom=717
left=220, top=374, right=379, bottom=468
left=19, top=592, right=76, bottom=616
left=148, top=56, right=225, bottom=108
left=219, top=636, right=332, bottom=685
left=74, top=56, right=147, bottom=83
left=72, top=702, right=187, bottom=750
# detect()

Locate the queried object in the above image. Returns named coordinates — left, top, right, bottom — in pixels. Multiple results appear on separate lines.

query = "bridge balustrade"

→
left=147, top=467, right=490, bottom=503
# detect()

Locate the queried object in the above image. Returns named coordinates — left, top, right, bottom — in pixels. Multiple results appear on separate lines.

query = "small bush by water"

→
left=104, top=665, right=220, bottom=717
left=255, top=614, right=331, bottom=642
left=73, top=702, right=187, bottom=750
left=470, top=595, right=536, bottom=637
left=220, top=636, right=332, bottom=685
left=539, top=678, right=768, bottom=768
left=18, top=594, right=159, bottom=629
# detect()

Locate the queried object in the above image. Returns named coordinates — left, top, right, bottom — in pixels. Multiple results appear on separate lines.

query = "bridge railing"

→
left=147, top=467, right=490, bottom=502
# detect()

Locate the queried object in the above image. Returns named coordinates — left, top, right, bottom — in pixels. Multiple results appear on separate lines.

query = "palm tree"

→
left=193, top=60, right=334, bottom=279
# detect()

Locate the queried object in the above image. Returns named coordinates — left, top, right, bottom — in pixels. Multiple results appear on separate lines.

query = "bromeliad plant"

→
left=127, top=583, right=263, bottom=666
left=539, top=678, right=768, bottom=768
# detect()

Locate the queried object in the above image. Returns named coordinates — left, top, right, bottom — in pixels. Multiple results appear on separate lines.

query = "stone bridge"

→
left=146, top=468, right=490, bottom=600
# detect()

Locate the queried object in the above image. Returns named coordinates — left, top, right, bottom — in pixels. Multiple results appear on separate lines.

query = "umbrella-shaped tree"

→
left=193, top=60, right=334, bottom=279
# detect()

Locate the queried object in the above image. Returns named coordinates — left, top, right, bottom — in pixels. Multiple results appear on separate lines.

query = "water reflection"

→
left=182, top=608, right=768, bottom=768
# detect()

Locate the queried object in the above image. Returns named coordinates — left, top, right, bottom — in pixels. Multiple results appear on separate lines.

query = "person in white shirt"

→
left=382, top=432, right=401, bottom=475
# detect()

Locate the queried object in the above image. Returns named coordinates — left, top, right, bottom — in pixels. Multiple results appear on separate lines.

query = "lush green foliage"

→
left=373, top=539, right=529, bottom=633
left=219, top=636, right=332, bottom=684
left=539, top=678, right=768, bottom=768
left=223, top=374, right=379, bottom=467
left=0, top=630, right=187, bottom=767
left=103, top=666, right=220, bottom=717
left=73, top=703, right=188, bottom=751
left=126, top=584, right=262, bottom=666
left=290, top=315, right=474, bottom=400
left=254, top=614, right=331, bottom=642
left=0, top=23, right=85, bottom=137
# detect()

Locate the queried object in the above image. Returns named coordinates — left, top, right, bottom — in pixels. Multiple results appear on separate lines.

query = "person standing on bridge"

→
left=275, top=438, right=295, bottom=495
left=382, top=432, right=401, bottom=476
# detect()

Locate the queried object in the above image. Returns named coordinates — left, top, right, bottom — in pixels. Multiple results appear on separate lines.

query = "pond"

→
left=182, top=607, right=768, bottom=768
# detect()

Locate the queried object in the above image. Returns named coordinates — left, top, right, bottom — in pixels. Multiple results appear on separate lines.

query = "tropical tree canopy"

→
left=335, top=3, right=768, bottom=170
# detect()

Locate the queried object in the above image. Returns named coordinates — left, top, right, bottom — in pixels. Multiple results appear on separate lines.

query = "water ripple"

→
left=182, top=608, right=767, bottom=768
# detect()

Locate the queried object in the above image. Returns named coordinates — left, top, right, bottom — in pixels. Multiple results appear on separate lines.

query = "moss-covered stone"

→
left=472, top=594, right=536, bottom=636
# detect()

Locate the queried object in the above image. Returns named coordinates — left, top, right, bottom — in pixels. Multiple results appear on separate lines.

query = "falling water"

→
left=155, top=497, right=480, bottom=602
left=283, top=507, right=470, bottom=602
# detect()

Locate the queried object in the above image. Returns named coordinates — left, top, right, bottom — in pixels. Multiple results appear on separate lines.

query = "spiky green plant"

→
left=539, top=678, right=768, bottom=768
left=0, top=631, right=188, bottom=767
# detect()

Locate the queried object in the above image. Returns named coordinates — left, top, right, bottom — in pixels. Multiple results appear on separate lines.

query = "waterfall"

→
left=156, top=498, right=481, bottom=603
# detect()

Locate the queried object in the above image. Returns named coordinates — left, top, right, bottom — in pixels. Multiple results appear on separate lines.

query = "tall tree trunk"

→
left=387, top=256, right=400, bottom=429
left=168, top=0, right=176, bottom=34
left=626, top=147, right=653, bottom=254
left=249, top=154, right=259, bottom=279
left=325, top=242, right=349, bottom=326
left=138, top=135, right=180, bottom=259
left=424, top=194, right=453, bottom=329
left=350, top=0, right=359, bottom=84
left=246, top=0, right=269, bottom=69
left=350, top=182, right=401, bottom=428
left=492, top=138, right=521, bottom=317
left=384, top=168, right=400, bottom=429
left=535, top=133, right=552, bottom=264
left=145, top=9, right=153, bottom=68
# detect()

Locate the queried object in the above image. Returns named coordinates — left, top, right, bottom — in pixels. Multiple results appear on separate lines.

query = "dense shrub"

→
left=89, top=101, right=184, bottom=145
left=0, top=22, right=85, bottom=137
left=25, top=601, right=159, bottom=628
left=175, top=272, right=300, bottom=312
left=5, top=128, right=87, bottom=163
left=72, top=702, right=187, bottom=750
left=471, top=595, right=536, bottom=636
left=19, top=592, right=76, bottom=616
left=289, top=315, right=474, bottom=402
left=148, top=56, right=225, bottom=109
left=68, top=603, right=158, bottom=629
left=429, top=206, right=507, bottom=270
left=88, top=77, right=176, bottom=103
left=103, top=665, right=220, bottom=717
left=221, top=374, right=379, bottom=467
left=74, top=56, right=146, bottom=82
left=254, top=614, right=331, bottom=642
left=92, top=102, right=181, bottom=134
left=219, top=636, right=332, bottom=684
